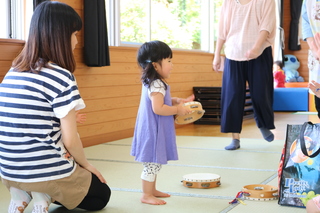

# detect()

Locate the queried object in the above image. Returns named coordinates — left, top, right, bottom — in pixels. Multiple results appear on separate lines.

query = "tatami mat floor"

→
left=0, top=112, right=315, bottom=213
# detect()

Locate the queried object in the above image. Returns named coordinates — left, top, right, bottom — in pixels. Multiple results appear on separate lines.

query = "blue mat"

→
left=273, top=88, right=308, bottom=111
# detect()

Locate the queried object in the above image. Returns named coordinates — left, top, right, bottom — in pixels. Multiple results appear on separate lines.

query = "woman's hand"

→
left=213, top=55, right=221, bottom=72
left=82, top=163, right=107, bottom=184
left=60, top=109, right=106, bottom=183
left=309, top=80, right=320, bottom=98
left=75, top=110, right=87, bottom=124
left=245, top=47, right=262, bottom=60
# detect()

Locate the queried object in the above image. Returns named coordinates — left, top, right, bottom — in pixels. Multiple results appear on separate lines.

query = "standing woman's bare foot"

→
left=141, top=194, right=167, bottom=205
left=153, top=190, right=171, bottom=197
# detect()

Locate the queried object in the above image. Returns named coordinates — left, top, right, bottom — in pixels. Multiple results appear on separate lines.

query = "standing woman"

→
left=0, top=1, right=111, bottom=212
left=213, top=0, right=276, bottom=150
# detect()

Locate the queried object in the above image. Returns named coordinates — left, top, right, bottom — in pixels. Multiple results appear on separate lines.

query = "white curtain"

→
left=273, top=0, right=284, bottom=62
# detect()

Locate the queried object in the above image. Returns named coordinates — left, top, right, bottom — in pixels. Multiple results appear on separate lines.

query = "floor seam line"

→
left=101, top=144, right=281, bottom=154
left=110, top=187, right=234, bottom=200
left=87, top=158, right=277, bottom=172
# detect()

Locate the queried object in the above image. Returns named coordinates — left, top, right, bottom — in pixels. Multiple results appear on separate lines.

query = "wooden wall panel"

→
left=0, top=39, right=24, bottom=80
left=82, top=96, right=140, bottom=111
left=0, top=61, right=14, bottom=80
left=0, top=39, right=24, bottom=61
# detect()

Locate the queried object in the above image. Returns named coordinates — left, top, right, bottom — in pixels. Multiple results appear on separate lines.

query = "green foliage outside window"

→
left=120, top=0, right=223, bottom=51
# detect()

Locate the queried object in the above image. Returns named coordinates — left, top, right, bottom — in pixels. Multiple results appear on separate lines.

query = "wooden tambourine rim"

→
left=242, top=184, right=278, bottom=201
left=175, top=101, right=205, bottom=124
left=182, top=173, right=221, bottom=189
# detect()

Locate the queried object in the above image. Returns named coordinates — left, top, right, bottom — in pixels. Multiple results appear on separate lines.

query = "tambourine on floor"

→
left=175, top=101, right=205, bottom=125
left=182, top=173, right=221, bottom=189
left=242, top=184, right=278, bottom=201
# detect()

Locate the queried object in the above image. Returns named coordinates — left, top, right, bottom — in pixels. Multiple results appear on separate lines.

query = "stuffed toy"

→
left=282, top=54, right=304, bottom=82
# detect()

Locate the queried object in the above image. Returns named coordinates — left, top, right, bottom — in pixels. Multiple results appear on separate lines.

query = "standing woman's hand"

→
left=213, top=55, right=221, bottom=72
left=245, top=47, right=263, bottom=60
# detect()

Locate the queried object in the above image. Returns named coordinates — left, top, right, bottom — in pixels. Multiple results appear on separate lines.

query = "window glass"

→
left=119, top=0, right=223, bottom=52
left=0, top=0, right=33, bottom=40
left=213, top=1, right=222, bottom=41
left=120, top=0, right=148, bottom=44
left=0, top=0, right=10, bottom=38
left=150, top=0, right=202, bottom=50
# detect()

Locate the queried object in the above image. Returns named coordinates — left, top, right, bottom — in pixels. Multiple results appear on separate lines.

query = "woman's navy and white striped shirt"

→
left=0, top=63, right=85, bottom=183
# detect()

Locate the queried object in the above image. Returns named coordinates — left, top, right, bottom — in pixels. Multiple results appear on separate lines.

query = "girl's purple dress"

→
left=131, top=84, right=178, bottom=164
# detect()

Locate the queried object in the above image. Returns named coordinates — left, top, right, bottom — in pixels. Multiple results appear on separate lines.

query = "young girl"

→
left=0, top=2, right=110, bottom=212
left=131, top=40, right=194, bottom=205
left=273, top=60, right=286, bottom=88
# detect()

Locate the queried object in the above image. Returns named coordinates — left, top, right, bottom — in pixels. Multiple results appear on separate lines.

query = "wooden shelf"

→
left=193, top=87, right=253, bottom=125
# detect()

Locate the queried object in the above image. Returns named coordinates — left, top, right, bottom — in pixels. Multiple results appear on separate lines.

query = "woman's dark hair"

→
left=12, top=1, right=82, bottom=73
left=137, top=40, right=173, bottom=89
left=274, top=60, right=283, bottom=69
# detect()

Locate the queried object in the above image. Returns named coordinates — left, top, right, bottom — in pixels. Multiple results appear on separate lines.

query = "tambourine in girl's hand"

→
left=175, top=101, right=205, bottom=124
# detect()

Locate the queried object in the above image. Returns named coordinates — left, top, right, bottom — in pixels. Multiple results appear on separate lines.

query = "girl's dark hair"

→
left=12, top=1, right=82, bottom=73
left=137, top=40, right=173, bottom=89
left=274, top=60, right=283, bottom=69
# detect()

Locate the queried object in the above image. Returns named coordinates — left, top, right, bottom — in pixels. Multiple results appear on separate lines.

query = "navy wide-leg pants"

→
left=220, top=46, right=275, bottom=133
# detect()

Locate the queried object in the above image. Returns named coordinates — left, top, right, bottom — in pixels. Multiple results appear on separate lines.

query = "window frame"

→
left=0, top=0, right=33, bottom=40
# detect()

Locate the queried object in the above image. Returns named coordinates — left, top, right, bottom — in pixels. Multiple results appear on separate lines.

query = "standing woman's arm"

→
left=245, top=0, right=276, bottom=59
left=245, top=30, right=269, bottom=60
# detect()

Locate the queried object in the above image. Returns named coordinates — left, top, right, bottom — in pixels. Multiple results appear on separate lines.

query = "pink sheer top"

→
left=218, top=0, right=276, bottom=61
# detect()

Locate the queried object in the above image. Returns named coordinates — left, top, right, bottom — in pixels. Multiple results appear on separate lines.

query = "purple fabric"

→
left=131, top=84, right=178, bottom=164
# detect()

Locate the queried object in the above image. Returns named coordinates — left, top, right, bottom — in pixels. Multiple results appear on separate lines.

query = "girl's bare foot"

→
left=141, top=194, right=166, bottom=205
left=154, top=190, right=171, bottom=197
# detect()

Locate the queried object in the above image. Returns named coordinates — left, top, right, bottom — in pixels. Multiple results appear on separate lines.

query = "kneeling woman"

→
left=0, top=2, right=111, bottom=212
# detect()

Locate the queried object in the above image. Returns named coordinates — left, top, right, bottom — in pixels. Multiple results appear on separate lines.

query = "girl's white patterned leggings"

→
left=141, top=162, right=162, bottom=182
